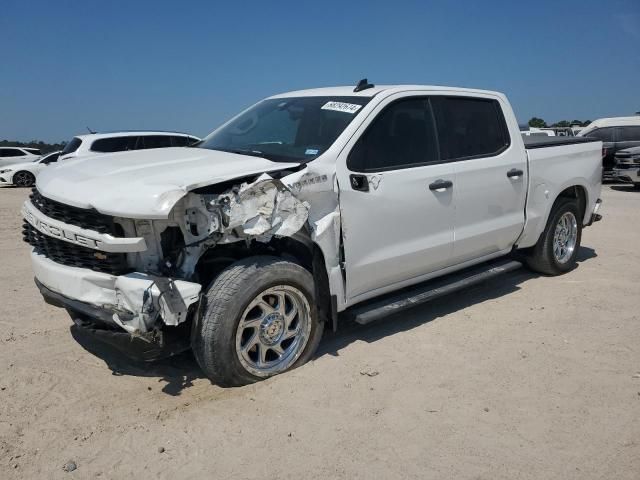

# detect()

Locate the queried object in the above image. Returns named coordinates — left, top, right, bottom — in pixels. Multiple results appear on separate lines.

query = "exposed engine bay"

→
left=77, top=166, right=344, bottom=338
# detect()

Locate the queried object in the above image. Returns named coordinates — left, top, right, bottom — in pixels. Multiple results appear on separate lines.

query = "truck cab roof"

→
left=268, top=85, right=506, bottom=100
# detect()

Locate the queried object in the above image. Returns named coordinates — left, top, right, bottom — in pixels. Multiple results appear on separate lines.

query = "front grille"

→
left=23, top=222, right=129, bottom=275
left=29, top=188, right=121, bottom=235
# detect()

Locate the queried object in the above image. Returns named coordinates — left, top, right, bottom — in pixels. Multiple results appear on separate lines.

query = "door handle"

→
left=507, top=168, right=524, bottom=179
left=429, top=179, right=453, bottom=191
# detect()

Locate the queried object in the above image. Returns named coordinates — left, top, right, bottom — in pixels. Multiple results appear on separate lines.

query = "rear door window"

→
left=91, top=137, right=132, bottom=153
left=171, top=136, right=195, bottom=147
left=617, top=126, right=640, bottom=142
left=140, top=135, right=172, bottom=149
left=432, top=96, right=510, bottom=160
left=585, top=127, right=615, bottom=142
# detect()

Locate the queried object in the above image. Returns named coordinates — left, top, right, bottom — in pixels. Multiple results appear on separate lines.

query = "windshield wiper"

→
left=214, top=147, right=295, bottom=162
left=222, top=148, right=267, bottom=158
left=196, top=146, right=265, bottom=157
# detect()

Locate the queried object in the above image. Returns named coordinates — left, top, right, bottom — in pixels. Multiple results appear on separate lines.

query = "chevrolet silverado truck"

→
left=23, top=81, right=603, bottom=386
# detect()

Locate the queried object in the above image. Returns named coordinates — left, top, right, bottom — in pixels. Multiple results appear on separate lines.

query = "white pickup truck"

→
left=23, top=81, right=603, bottom=386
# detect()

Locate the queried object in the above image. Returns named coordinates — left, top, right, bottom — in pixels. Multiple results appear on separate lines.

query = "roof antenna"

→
left=354, top=78, right=374, bottom=93
left=86, top=126, right=96, bottom=134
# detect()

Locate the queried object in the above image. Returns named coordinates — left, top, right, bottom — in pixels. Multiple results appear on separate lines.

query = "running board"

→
left=351, top=259, right=522, bottom=325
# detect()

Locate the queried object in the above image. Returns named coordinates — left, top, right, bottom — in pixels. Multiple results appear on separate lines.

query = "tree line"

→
left=527, top=118, right=592, bottom=129
left=1, top=139, right=67, bottom=154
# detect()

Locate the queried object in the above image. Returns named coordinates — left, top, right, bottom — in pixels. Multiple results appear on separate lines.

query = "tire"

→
left=633, top=183, right=640, bottom=190
left=192, top=256, right=324, bottom=387
left=525, top=197, right=582, bottom=275
left=13, top=171, right=35, bottom=188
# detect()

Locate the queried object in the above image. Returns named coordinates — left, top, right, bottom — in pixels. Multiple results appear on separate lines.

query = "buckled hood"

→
left=35, top=147, right=300, bottom=218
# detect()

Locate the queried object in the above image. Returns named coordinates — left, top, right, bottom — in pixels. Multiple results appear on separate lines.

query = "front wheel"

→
left=525, top=198, right=582, bottom=275
left=192, top=256, right=324, bottom=387
left=13, top=171, right=35, bottom=187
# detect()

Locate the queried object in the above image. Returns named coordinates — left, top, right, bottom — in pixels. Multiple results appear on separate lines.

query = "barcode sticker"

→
left=321, top=101, right=362, bottom=114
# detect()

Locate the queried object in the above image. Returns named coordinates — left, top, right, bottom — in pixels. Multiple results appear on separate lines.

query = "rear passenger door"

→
left=431, top=95, right=527, bottom=265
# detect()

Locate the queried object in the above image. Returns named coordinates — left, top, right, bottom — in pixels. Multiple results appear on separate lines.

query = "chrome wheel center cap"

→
left=260, top=313, right=284, bottom=345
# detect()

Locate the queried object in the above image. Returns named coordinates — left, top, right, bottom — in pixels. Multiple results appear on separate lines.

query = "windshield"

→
left=198, top=96, right=371, bottom=162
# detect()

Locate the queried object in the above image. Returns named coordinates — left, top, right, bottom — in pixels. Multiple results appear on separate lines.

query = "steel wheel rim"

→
left=235, top=285, right=311, bottom=377
left=14, top=172, right=33, bottom=187
left=553, top=212, right=578, bottom=264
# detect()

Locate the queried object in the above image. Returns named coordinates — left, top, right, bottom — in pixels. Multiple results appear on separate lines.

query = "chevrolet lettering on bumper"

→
left=22, top=200, right=147, bottom=253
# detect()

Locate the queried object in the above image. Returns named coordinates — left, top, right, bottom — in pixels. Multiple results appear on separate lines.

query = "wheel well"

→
left=194, top=233, right=332, bottom=324
left=556, top=185, right=587, bottom=221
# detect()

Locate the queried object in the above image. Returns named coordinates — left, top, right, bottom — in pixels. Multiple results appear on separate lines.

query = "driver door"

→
left=336, top=95, right=455, bottom=304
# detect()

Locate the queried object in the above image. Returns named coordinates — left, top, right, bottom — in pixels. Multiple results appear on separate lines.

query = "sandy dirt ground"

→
left=0, top=185, right=639, bottom=479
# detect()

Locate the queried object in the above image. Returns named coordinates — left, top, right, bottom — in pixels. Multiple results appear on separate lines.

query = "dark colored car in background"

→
left=578, top=118, right=640, bottom=179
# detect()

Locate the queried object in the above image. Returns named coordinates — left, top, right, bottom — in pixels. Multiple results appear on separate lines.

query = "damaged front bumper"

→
left=31, top=250, right=202, bottom=359
left=36, top=279, right=193, bottom=360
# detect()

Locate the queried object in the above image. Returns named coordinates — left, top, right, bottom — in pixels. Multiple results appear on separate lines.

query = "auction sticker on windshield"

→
left=321, top=101, right=362, bottom=114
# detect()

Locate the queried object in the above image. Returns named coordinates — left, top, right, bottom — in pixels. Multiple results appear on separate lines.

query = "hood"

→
left=36, top=147, right=300, bottom=218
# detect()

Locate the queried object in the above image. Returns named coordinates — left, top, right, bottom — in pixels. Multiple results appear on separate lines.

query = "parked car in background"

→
left=0, top=151, right=61, bottom=187
left=578, top=117, right=640, bottom=179
left=23, top=148, right=42, bottom=156
left=60, top=131, right=201, bottom=160
left=613, top=146, right=640, bottom=188
left=24, top=83, right=603, bottom=386
left=571, top=124, right=587, bottom=136
left=0, top=147, right=41, bottom=168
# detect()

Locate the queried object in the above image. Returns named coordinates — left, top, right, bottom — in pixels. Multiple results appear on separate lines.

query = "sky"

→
left=1, top=0, right=639, bottom=143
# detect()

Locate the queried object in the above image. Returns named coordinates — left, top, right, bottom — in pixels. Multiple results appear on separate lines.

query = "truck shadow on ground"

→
left=69, top=246, right=597, bottom=395
left=69, top=327, right=202, bottom=396
left=320, top=246, right=597, bottom=357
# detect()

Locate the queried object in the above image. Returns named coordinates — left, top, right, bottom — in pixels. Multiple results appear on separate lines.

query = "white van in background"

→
left=578, top=116, right=640, bottom=177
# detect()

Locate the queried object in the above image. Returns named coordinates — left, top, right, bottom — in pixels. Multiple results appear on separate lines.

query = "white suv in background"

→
left=59, top=131, right=201, bottom=160
left=0, top=147, right=42, bottom=168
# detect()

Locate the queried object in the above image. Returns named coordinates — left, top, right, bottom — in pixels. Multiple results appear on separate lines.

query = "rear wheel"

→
left=526, top=198, right=582, bottom=275
left=13, top=171, right=35, bottom=187
left=192, top=256, right=324, bottom=387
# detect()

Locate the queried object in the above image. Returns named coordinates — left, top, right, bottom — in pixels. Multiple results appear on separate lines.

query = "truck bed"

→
left=523, top=136, right=600, bottom=149
left=515, top=137, right=603, bottom=249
